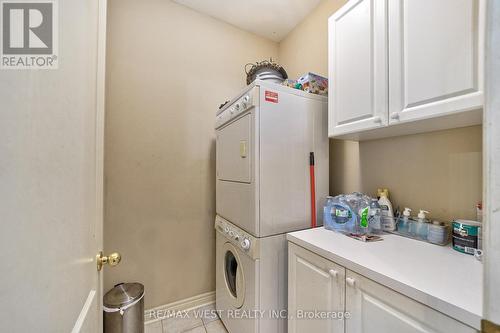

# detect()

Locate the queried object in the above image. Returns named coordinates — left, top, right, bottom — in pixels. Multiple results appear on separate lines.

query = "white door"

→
left=328, top=0, right=388, bottom=137
left=483, top=0, right=500, bottom=328
left=0, top=0, right=107, bottom=332
left=388, top=0, right=485, bottom=125
left=345, top=270, right=476, bottom=333
left=288, top=243, right=345, bottom=333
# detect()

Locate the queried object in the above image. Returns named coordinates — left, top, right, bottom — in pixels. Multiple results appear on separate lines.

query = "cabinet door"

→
left=345, top=270, right=477, bottom=333
left=388, top=0, right=485, bottom=124
left=328, top=0, right=388, bottom=137
left=288, top=243, right=345, bottom=333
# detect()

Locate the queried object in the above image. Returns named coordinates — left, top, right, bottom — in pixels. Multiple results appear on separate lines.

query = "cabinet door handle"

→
left=346, top=277, right=356, bottom=287
left=329, top=269, right=338, bottom=278
left=390, top=112, right=400, bottom=120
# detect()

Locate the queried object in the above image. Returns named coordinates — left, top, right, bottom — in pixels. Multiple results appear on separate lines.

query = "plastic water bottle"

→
left=323, top=196, right=335, bottom=230
left=323, top=194, right=355, bottom=233
left=335, top=196, right=355, bottom=232
left=358, top=194, right=371, bottom=234
left=368, top=199, right=382, bottom=234
left=359, top=206, right=370, bottom=234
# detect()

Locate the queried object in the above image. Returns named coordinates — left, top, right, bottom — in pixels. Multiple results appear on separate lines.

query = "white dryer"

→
left=215, top=215, right=287, bottom=333
left=215, top=80, right=328, bottom=237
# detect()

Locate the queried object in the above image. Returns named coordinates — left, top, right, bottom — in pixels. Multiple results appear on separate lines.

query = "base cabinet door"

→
left=345, top=270, right=476, bottom=333
left=288, top=243, right=345, bottom=333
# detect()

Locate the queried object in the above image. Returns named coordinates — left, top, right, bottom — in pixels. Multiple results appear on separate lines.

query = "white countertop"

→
left=287, top=227, right=483, bottom=329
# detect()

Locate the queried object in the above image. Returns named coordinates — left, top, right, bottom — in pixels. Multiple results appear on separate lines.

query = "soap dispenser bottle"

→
left=417, top=210, right=429, bottom=223
left=416, top=210, right=430, bottom=239
left=398, top=207, right=412, bottom=233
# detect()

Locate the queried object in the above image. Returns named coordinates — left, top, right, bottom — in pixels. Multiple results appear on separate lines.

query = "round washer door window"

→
left=222, top=242, right=245, bottom=308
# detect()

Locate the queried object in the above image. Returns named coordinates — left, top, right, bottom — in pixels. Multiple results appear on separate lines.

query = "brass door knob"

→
left=96, top=251, right=121, bottom=271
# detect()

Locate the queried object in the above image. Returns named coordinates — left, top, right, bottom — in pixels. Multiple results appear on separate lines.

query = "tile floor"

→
left=145, top=303, right=228, bottom=333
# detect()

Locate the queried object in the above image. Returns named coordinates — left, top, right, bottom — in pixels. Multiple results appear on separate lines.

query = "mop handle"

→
left=309, top=152, right=316, bottom=228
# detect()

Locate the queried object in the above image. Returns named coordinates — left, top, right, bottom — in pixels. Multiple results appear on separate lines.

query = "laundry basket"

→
left=103, top=283, right=145, bottom=333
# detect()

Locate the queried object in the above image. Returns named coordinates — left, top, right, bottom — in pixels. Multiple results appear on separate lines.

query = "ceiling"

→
left=171, top=0, right=323, bottom=42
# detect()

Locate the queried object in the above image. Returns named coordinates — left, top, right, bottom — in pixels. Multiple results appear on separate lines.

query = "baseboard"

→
left=144, top=291, right=215, bottom=324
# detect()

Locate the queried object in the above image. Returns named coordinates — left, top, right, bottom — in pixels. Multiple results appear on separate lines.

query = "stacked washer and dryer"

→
left=215, top=79, right=328, bottom=333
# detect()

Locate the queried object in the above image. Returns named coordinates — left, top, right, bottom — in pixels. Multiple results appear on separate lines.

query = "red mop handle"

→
left=309, top=152, right=316, bottom=228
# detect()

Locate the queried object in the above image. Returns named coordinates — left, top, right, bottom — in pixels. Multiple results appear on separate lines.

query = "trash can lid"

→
left=103, top=283, right=144, bottom=308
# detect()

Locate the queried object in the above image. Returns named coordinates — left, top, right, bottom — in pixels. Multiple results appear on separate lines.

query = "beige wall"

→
left=104, top=0, right=278, bottom=308
left=358, top=126, right=482, bottom=221
left=278, top=0, right=347, bottom=79
left=278, top=0, right=482, bottom=221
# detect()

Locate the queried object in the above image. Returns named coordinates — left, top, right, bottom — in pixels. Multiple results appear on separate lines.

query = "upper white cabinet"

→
left=328, top=0, right=388, bottom=136
left=328, top=0, right=485, bottom=139
left=388, top=0, right=484, bottom=124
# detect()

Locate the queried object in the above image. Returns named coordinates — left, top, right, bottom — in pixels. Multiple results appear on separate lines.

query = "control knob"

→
left=241, top=238, right=251, bottom=251
left=241, top=96, right=249, bottom=108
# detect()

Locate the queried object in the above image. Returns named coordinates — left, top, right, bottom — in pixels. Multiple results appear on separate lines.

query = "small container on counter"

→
left=427, top=221, right=450, bottom=245
left=452, top=219, right=482, bottom=255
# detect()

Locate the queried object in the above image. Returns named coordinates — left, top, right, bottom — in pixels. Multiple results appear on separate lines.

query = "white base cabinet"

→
left=345, top=270, right=476, bottom=333
left=288, top=242, right=345, bottom=333
left=288, top=242, right=477, bottom=333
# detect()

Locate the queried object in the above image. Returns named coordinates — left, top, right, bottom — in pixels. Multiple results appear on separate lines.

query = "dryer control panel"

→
left=215, top=88, right=257, bottom=129
left=215, top=215, right=259, bottom=259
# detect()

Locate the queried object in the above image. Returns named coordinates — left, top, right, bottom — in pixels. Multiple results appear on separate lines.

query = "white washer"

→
left=215, top=215, right=287, bottom=333
left=215, top=80, right=328, bottom=238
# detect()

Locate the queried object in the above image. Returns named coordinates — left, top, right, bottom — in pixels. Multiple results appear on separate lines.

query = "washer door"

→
left=222, top=242, right=245, bottom=308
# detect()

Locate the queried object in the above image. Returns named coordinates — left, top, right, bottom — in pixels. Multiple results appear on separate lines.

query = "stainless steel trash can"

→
left=104, top=283, right=144, bottom=333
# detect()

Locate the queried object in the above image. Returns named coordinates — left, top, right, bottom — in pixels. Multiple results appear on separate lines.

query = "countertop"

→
left=287, top=227, right=483, bottom=329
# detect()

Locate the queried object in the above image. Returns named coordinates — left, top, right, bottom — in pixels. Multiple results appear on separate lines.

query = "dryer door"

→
left=216, top=114, right=252, bottom=183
